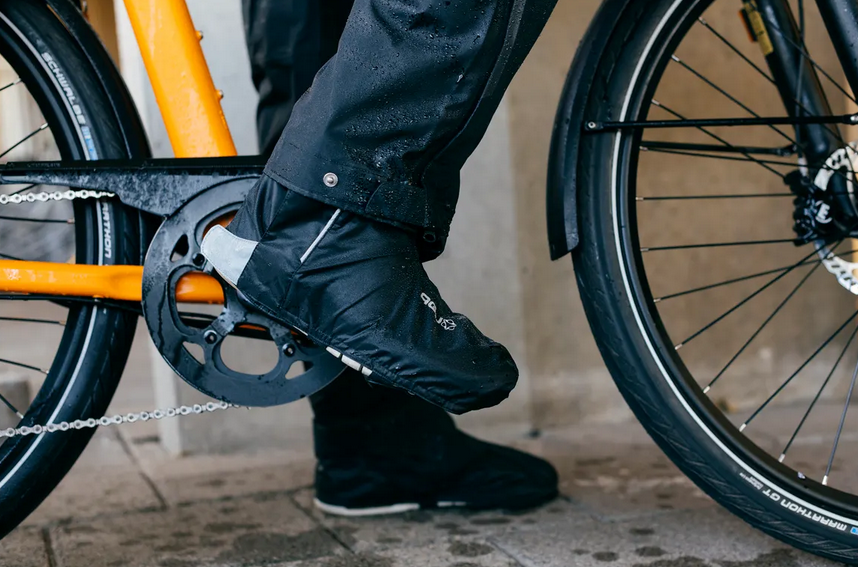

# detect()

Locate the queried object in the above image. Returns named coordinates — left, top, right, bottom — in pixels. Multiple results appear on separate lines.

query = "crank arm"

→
left=0, top=156, right=265, bottom=216
left=585, top=112, right=858, bottom=132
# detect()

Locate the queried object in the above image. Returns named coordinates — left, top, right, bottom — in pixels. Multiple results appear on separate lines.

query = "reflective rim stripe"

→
left=610, top=0, right=858, bottom=526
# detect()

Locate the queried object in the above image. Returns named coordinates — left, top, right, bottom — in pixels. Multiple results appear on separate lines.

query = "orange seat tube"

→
left=121, top=0, right=237, bottom=158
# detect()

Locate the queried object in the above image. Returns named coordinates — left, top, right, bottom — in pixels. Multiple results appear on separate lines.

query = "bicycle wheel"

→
left=0, top=1, right=140, bottom=538
left=570, top=0, right=858, bottom=562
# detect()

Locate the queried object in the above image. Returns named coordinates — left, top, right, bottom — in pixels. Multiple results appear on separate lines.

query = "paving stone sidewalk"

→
left=0, top=414, right=846, bottom=567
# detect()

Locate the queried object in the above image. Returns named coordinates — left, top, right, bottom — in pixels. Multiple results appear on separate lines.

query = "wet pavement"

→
left=1, top=412, right=848, bottom=567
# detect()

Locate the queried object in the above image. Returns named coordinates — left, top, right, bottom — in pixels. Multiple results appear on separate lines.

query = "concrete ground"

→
left=1, top=410, right=848, bottom=567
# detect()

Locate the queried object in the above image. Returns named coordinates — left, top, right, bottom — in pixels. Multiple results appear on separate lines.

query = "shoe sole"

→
left=313, top=498, right=467, bottom=517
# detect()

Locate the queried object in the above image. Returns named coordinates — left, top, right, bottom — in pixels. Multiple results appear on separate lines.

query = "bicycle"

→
left=1, top=0, right=858, bottom=562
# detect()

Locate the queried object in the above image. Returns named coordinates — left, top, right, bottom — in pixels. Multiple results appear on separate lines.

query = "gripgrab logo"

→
left=421, top=293, right=456, bottom=331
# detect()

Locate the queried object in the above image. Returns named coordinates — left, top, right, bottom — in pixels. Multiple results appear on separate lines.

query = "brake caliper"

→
left=788, top=145, right=858, bottom=245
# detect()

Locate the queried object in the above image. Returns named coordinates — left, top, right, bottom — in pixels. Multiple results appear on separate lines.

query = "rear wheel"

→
left=0, top=1, right=139, bottom=538
left=572, top=0, right=858, bottom=562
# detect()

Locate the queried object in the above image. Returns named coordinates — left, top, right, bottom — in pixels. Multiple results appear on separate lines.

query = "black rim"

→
left=615, top=0, right=858, bottom=520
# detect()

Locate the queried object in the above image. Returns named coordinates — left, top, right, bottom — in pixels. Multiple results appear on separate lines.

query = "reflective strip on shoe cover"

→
left=314, top=498, right=468, bottom=517
left=300, top=209, right=341, bottom=263
left=325, top=346, right=373, bottom=377
left=314, top=498, right=420, bottom=517
left=200, top=225, right=258, bottom=287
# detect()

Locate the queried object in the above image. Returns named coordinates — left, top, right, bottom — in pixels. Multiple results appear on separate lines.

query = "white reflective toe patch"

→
left=200, top=225, right=258, bottom=287
left=326, top=347, right=342, bottom=358
left=325, top=348, right=372, bottom=376
left=340, top=355, right=361, bottom=371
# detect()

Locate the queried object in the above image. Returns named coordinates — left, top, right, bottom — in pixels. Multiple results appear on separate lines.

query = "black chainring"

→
left=142, top=178, right=344, bottom=407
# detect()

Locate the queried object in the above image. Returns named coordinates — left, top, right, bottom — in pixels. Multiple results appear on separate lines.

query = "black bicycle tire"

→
left=0, top=1, right=139, bottom=539
left=571, top=0, right=858, bottom=562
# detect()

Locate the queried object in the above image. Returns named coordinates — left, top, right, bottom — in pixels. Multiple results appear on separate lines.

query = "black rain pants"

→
left=245, top=0, right=558, bottom=259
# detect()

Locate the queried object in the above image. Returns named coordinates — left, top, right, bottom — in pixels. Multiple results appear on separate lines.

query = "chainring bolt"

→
left=192, top=253, right=206, bottom=267
left=282, top=344, right=296, bottom=357
left=203, top=330, right=219, bottom=344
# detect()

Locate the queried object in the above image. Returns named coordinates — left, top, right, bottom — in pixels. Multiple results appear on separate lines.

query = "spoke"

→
left=0, top=124, right=47, bottom=161
left=750, top=1, right=858, bottom=106
left=704, top=261, right=822, bottom=394
left=0, top=357, right=47, bottom=375
left=642, top=239, right=795, bottom=252
left=641, top=146, right=858, bottom=186
left=779, top=325, right=858, bottom=463
left=822, top=351, right=858, bottom=486
left=8, top=184, right=39, bottom=197
left=674, top=244, right=834, bottom=349
left=698, top=17, right=775, bottom=84
left=0, top=78, right=22, bottom=95
left=697, top=16, right=847, bottom=144
left=641, top=140, right=795, bottom=156
left=671, top=54, right=796, bottom=146
left=655, top=247, right=858, bottom=302
left=751, top=0, right=855, bottom=159
left=639, top=193, right=794, bottom=201
left=0, top=316, right=64, bottom=325
left=740, top=309, right=858, bottom=431
left=0, top=392, right=22, bottom=419
left=650, top=101, right=785, bottom=179
left=0, top=215, right=72, bottom=224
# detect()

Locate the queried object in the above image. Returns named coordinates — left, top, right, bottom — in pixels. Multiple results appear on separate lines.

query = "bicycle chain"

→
left=0, top=402, right=236, bottom=439
left=0, top=188, right=115, bottom=205
left=0, top=188, right=240, bottom=440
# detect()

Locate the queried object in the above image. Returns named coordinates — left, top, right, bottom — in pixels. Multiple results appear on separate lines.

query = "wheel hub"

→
left=789, top=143, right=858, bottom=295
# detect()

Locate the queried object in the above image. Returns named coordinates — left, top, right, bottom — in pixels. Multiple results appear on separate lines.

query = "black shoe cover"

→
left=310, top=371, right=558, bottom=516
left=201, top=175, right=518, bottom=414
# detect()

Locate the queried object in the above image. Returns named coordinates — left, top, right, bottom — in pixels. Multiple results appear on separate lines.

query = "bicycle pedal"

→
left=141, top=180, right=344, bottom=407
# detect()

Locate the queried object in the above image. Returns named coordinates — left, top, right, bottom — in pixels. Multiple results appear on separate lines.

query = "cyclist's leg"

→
left=310, top=370, right=558, bottom=514
left=242, top=0, right=353, bottom=156
left=208, top=0, right=558, bottom=414
left=261, top=0, right=559, bottom=255
left=240, top=0, right=557, bottom=515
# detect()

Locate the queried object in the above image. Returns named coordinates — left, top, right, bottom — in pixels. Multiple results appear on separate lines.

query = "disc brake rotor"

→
left=810, top=143, right=858, bottom=295
left=142, top=178, right=344, bottom=407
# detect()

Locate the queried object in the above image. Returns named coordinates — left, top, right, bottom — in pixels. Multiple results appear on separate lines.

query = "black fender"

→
left=546, top=0, right=634, bottom=260
left=45, top=0, right=158, bottom=258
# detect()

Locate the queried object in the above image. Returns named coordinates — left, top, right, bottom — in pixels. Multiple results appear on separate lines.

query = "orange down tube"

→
left=0, top=261, right=223, bottom=304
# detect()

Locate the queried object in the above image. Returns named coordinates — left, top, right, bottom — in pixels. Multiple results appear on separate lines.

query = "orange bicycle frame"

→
left=0, top=0, right=233, bottom=304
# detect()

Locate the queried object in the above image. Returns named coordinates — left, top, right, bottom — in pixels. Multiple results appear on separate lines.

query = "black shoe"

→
left=202, top=175, right=518, bottom=414
left=309, top=371, right=558, bottom=516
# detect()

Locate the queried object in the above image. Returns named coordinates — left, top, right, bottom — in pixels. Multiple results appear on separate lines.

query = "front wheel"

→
left=571, top=0, right=858, bottom=562
left=0, top=1, right=141, bottom=538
